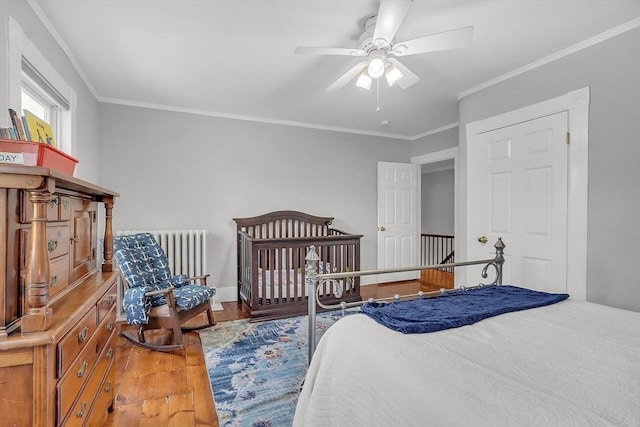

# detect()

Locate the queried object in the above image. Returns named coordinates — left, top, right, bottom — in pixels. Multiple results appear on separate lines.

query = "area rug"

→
left=200, top=310, right=354, bottom=427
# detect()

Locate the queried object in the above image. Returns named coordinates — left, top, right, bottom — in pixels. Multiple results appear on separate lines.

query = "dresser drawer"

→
left=85, top=367, right=115, bottom=427
left=96, top=283, right=117, bottom=325
left=48, top=255, right=71, bottom=299
left=59, top=333, right=116, bottom=427
left=19, top=255, right=70, bottom=314
left=94, top=306, right=116, bottom=364
left=20, top=192, right=62, bottom=223
left=20, top=225, right=70, bottom=265
left=58, top=195, right=71, bottom=221
left=57, top=306, right=98, bottom=377
left=57, top=329, right=102, bottom=421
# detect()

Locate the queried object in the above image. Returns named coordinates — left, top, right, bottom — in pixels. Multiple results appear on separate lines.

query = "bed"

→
left=234, top=210, right=362, bottom=321
left=295, top=240, right=640, bottom=426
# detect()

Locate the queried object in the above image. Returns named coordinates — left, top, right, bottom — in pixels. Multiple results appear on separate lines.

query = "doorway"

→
left=412, top=147, right=458, bottom=289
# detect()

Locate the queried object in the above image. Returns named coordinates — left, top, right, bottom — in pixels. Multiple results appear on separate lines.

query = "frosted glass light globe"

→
left=367, top=57, right=385, bottom=79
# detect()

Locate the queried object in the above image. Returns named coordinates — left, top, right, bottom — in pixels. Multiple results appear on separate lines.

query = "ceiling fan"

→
left=295, top=0, right=473, bottom=91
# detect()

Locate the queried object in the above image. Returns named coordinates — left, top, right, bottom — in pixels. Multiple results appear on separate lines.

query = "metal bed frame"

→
left=304, top=238, right=506, bottom=363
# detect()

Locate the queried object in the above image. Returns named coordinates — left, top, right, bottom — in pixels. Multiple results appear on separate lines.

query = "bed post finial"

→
left=306, top=246, right=320, bottom=364
left=494, top=238, right=506, bottom=285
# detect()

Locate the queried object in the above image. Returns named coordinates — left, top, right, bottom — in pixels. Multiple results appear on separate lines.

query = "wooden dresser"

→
left=0, top=164, right=119, bottom=426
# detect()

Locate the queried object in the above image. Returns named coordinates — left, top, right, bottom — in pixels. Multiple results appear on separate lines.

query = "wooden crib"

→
left=234, top=211, right=362, bottom=321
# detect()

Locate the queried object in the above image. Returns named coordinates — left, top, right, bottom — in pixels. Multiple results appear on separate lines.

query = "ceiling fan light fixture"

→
left=384, top=63, right=403, bottom=86
left=367, top=56, right=385, bottom=79
left=355, top=69, right=373, bottom=90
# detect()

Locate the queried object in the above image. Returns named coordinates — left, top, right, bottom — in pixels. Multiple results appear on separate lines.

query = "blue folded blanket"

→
left=361, top=285, right=569, bottom=334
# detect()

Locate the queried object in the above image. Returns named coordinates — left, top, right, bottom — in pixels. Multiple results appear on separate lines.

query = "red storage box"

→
left=0, top=139, right=77, bottom=175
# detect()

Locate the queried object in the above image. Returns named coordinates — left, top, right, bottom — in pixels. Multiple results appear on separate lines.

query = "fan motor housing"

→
left=359, top=15, right=394, bottom=54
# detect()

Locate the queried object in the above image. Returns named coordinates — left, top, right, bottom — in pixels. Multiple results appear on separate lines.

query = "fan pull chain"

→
left=376, top=78, right=381, bottom=112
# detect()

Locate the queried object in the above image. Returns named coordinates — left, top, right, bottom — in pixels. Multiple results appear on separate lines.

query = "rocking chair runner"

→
left=114, top=233, right=216, bottom=351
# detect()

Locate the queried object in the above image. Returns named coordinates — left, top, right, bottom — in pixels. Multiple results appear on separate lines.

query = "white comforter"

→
left=294, top=300, right=640, bottom=427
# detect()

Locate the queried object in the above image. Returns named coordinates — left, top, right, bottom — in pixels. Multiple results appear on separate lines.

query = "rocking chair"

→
left=114, top=233, right=216, bottom=351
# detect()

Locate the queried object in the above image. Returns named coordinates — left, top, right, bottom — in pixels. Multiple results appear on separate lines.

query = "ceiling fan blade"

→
left=295, top=46, right=365, bottom=56
left=372, top=0, right=412, bottom=47
left=326, top=62, right=368, bottom=91
left=393, top=26, right=473, bottom=56
left=388, top=58, right=420, bottom=89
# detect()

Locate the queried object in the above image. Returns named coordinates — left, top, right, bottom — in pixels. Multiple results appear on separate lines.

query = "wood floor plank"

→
left=109, top=403, right=141, bottom=427
left=185, top=332, right=219, bottom=426
left=139, top=396, right=170, bottom=425
left=155, top=350, right=189, bottom=396
left=167, top=393, right=196, bottom=426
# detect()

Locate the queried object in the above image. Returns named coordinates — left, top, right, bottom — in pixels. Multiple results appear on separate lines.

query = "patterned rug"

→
left=200, top=310, right=352, bottom=427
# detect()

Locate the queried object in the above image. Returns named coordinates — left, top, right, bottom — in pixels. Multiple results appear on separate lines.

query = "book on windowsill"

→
left=8, top=108, right=27, bottom=141
left=0, top=127, right=18, bottom=140
left=23, top=110, right=56, bottom=147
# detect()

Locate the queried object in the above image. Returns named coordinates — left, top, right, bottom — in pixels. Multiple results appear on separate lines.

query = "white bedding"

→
left=256, top=265, right=338, bottom=299
left=257, top=269, right=304, bottom=299
left=294, top=300, right=640, bottom=426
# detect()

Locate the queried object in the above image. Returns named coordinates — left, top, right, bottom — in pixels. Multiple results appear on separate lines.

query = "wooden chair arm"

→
left=186, top=274, right=210, bottom=285
left=144, top=286, right=175, bottom=297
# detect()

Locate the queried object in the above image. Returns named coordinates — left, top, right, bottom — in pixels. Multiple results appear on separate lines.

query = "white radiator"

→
left=115, top=229, right=208, bottom=277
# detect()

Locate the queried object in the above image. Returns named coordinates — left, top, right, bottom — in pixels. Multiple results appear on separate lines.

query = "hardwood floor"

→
left=105, top=279, right=446, bottom=426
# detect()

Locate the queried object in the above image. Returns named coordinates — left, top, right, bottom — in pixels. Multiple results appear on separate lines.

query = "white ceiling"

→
left=33, top=0, right=639, bottom=139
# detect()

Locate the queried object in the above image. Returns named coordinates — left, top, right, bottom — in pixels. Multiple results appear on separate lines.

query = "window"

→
left=21, top=58, right=69, bottom=148
left=4, top=16, right=76, bottom=157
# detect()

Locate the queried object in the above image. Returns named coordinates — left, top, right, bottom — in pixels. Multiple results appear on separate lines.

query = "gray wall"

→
left=421, top=169, right=454, bottom=235
left=458, top=28, right=640, bottom=311
left=98, top=104, right=411, bottom=300
left=0, top=1, right=101, bottom=183
left=412, top=126, right=458, bottom=157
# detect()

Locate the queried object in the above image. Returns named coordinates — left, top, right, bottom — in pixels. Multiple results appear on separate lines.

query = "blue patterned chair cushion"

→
left=114, top=233, right=216, bottom=325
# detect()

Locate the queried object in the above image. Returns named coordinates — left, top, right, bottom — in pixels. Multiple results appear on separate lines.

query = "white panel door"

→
left=467, top=112, right=568, bottom=293
left=377, top=162, right=419, bottom=283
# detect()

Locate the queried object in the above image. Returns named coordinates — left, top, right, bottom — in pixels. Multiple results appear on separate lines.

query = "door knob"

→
left=378, top=226, right=386, bottom=231
left=477, top=236, right=488, bottom=244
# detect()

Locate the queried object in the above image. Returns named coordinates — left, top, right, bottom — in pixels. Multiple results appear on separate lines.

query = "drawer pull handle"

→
left=47, top=239, right=58, bottom=252
left=106, top=321, right=114, bottom=332
left=49, top=275, right=57, bottom=287
left=77, top=361, right=88, bottom=378
left=104, top=381, right=112, bottom=393
left=106, top=348, right=114, bottom=360
left=76, top=401, right=88, bottom=418
left=108, top=295, right=117, bottom=305
left=70, top=236, right=80, bottom=243
left=77, top=326, right=89, bottom=344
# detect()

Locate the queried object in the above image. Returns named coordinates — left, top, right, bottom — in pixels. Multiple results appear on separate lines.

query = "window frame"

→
left=4, top=15, right=77, bottom=157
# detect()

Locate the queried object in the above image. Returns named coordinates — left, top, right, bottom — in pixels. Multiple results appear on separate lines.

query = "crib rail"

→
left=305, top=238, right=506, bottom=363
left=236, top=228, right=362, bottom=320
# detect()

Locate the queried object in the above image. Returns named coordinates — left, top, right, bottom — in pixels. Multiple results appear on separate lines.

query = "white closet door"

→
left=467, top=111, right=569, bottom=293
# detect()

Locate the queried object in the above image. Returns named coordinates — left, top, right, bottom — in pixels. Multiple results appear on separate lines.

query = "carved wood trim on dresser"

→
left=0, top=164, right=119, bottom=426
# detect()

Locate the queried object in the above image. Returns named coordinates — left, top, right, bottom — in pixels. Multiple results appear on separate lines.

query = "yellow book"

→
left=23, top=110, right=56, bottom=147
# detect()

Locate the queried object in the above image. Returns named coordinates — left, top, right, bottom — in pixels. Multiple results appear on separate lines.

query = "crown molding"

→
left=98, top=96, right=415, bottom=141
left=410, top=122, right=458, bottom=140
left=26, top=0, right=98, bottom=99
left=458, top=17, right=640, bottom=100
